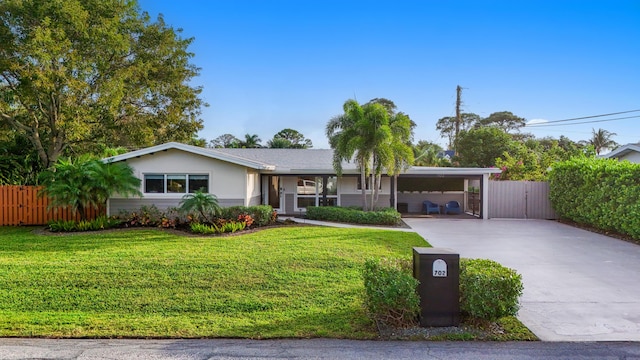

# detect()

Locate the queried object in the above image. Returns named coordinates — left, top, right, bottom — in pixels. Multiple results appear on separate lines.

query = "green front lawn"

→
left=0, top=226, right=427, bottom=338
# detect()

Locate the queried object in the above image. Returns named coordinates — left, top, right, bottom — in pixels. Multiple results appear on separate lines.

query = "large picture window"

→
left=296, top=176, right=338, bottom=209
left=144, top=174, right=209, bottom=193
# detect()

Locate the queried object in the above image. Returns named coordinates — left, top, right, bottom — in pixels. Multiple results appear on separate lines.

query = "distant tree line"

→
left=425, top=110, right=620, bottom=180
left=209, top=128, right=313, bottom=149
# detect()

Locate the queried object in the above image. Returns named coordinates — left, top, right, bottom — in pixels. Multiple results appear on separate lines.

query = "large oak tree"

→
left=454, top=127, right=514, bottom=168
left=0, top=0, right=205, bottom=168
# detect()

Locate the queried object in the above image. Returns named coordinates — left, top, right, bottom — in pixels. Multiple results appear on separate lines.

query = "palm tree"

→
left=588, top=128, right=618, bottom=155
left=179, top=190, right=221, bottom=223
left=362, top=102, right=393, bottom=209
left=240, top=134, right=262, bottom=148
left=266, top=137, right=292, bottom=148
left=377, top=107, right=414, bottom=206
left=327, top=99, right=372, bottom=210
left=413, top=140, right=449, bottom=167
left=39, top=156, right=141, bottom=220
left=91, top=160, right=143, bottom=206
left=326, top=99, right=414, bottom=211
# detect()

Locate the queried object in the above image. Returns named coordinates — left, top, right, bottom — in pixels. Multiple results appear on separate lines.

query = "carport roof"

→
left=404, top=166, right=502, bottom=176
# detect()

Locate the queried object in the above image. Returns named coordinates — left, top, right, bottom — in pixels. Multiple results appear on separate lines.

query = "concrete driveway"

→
left=403, top=218, right=640, bottom=342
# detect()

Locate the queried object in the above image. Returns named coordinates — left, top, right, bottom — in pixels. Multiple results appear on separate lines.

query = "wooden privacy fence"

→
left=0, top=186, right=104, bottom=226
left=488, top=180, right=557, bottom=219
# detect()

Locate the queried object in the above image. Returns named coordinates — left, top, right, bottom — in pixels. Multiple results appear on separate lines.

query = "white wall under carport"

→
left=393, top=170, right=496, bottom=219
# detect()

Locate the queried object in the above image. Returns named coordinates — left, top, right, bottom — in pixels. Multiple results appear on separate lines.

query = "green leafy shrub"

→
left=220, top=205, right=275, bottom=227
left=119, top=205, right=162, bottom=226
left=76, top=220, right=94, bottom=231
left=47, top=220, right=78, bottom=232
left=306, top=206, right=401, bottom=226
left=549, top=157, right=640, bottom=239
left=190, top=223, right=218, bottom=234
left=91, top=215, right=121, bottom=229
left=362, top=257, right=420, bottom=328
left=190, top=220, right=247, bottom=234
left=118, top=205, right=182, bottom=228
left=218, top=220, right=246, bottom=233
left=459, top=258, right=523, bottom=320
left=47, top=215, right=121, bottom=232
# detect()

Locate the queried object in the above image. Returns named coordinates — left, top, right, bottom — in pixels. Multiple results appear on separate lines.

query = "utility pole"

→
left=454, top=85, right=462, bottom=155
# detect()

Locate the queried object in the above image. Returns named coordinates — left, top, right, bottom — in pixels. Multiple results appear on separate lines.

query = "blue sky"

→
left=138, top=0, right=639, bottom=149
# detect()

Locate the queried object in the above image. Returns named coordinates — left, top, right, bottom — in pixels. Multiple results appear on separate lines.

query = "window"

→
left=296, top=176, right=338, bottom=210
left=167, top=175, right=186, bottom=193
left=145, top=175, right=164, bottom=193
left=297, top=177, right=317, bottom=195
left=144, top=174, right=209, bottom=193
left=188, top=175, right=208, bottom=193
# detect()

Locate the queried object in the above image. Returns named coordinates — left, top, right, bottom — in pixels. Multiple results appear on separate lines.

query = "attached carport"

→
left=390, top=167, right=501, bottom=219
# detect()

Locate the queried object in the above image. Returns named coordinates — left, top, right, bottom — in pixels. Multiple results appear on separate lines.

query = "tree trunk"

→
left=78, top=205, right=86, bottom=222
left=374, top=174, right=381, bottom=206
left=360, top=168, right=367, bottom=211
left=369, top=175, right=375, bottom=211
left=1, top=109, right=65, bottom=168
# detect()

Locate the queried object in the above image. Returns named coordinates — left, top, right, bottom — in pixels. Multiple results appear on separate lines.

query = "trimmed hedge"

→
left=306, top=206, right=401, bottom=226
left=549, top=157, right=640, bottom=239
left=362, top=257, right=419, bottom=327
left=459, top=258, right=523, bottom=320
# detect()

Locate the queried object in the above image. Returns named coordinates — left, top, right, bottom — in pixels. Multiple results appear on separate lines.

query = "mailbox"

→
left=413, top=247, right=460, bottom=327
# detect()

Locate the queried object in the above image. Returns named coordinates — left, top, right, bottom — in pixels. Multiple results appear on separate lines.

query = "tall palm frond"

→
left=588, top=128, right=618, bottom=155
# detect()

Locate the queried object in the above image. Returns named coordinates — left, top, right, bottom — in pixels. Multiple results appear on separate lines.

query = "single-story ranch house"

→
left=602, top=143, right=640, bottom=163
left=103, top=142, right=501, bottom=219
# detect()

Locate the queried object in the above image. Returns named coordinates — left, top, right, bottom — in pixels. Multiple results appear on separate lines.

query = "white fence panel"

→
left=489, top=181, right=556, bottom=219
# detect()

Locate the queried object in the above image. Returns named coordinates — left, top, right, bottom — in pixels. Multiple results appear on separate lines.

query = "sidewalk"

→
left=1, top=338, right=639, bottom=360
left=279, top=216, right=415, bottom=231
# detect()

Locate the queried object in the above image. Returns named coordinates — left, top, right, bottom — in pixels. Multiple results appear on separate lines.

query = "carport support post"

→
left=390, top=175, right=397, bottom=209
left=481, top=173, right=490, bottom=219
left=463, top=179, right=469, bottom=213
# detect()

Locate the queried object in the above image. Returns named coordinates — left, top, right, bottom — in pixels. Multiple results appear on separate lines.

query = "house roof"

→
left=102, top=142, right=276, bottom=171
left=103, top=142, right=501, bottom=176
left=602, top=143, right=640, bottom=159
left=213, top=148, right=360, bottom=174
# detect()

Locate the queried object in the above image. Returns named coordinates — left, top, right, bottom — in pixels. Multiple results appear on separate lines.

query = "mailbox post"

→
left=413, top=247, right=460, bottom=327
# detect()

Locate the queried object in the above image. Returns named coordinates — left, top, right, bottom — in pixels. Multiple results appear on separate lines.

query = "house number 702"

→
left=432, top=259, right=447, bottom=277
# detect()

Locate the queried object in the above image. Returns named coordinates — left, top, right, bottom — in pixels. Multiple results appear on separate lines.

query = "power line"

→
left=526, top=109, right=640, bottom=126
left=525, top=115, right=640, bottom=128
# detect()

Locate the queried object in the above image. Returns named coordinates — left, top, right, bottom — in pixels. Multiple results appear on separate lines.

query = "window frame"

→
left=294, top=176, right=339, bottom=211
left=143, top=173, right=209, bottom=194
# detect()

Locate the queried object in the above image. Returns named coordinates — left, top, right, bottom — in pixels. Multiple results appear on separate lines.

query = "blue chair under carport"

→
left=444, top=201, right=462, bottom=215
left=422, top=200, right=440, bottom=215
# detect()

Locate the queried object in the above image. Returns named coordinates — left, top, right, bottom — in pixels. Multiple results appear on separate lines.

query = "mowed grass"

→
left=0, top=226, right=428, bottom=338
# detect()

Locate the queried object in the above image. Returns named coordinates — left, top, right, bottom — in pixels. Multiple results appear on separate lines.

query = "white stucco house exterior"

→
left=602, top=143, right=640, bottom=163
left=103, top=142, right=501, bottom=219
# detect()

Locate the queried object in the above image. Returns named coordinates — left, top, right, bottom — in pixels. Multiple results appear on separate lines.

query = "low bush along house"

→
left=103, top=142, right=501, bottom=219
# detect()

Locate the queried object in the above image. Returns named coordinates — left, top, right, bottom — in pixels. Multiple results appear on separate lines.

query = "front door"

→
left=268, top=176, right=282, bottom=212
